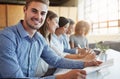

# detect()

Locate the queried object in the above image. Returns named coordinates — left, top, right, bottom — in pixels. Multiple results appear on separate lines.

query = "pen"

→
left=78, top=44, right=81, bottom=48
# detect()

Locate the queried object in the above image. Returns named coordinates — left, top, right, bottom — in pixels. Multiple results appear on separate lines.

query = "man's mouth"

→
left=32, top=18, right=41, bottom=25
left=33, top=20, right=40, bottom=24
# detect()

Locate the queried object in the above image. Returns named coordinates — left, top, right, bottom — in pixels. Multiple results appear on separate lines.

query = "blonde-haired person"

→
left=70, top=20, right=90, bottom=49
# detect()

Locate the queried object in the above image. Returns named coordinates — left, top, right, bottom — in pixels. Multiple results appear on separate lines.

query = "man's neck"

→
left=22, top=21, right=36, bottom=38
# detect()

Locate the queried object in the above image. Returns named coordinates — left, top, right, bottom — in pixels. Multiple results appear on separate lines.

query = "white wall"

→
left=87, top=34, right=120, bottom=43
left=78, top=0, right=84, bottom=20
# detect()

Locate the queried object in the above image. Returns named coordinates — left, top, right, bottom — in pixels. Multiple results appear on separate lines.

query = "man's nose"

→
left=35, top=12, right=42, bottom=19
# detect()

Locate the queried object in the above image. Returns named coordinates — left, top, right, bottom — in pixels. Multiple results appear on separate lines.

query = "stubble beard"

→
left=26, top=19, right=43, bottom=30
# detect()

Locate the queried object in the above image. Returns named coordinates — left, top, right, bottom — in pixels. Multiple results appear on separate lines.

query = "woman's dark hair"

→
left=59, top=16, right=69, bottom=27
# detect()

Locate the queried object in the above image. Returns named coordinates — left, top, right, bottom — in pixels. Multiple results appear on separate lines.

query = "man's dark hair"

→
left=25, top=0, right=49, bottom=9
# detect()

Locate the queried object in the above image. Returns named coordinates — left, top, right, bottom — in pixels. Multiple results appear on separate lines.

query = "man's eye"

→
left=41, top=12, right=46, bottom=16
left=32, top=9, right=37, bottom=13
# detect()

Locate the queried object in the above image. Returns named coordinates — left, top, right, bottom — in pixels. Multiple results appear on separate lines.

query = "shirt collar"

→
left=33, top=32, right=41, bottom=41
left=16, top=20, right=41, bottom=41
left=16, top=20, right=29, bottom=38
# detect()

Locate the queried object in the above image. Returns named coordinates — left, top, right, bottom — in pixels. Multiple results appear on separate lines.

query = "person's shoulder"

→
left=0, top=26, right=17, bottom=41
left=51, top=34, right=57, bottom=40
left=60, top=34, right=65, bottom=39
left=62, top=34, right=66, bottom=37
left=84, top=37, right=88, bottom=40
left=37, top=32, right=45, bottom=40
left=36, top=32, right=48, bottom=44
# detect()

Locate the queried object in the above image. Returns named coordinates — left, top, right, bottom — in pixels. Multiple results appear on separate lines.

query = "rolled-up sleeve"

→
left=50, top=45, right=69, bottom=57
left=64, top=48, right=77, bottom=54
left=41, top=45, right=84, bottom=69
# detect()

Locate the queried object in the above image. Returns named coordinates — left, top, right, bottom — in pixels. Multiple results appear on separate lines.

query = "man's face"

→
left=24, top=2, right=48, bottom=30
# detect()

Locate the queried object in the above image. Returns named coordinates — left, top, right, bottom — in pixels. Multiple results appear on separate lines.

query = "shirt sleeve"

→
left=50, top=45, right=69, bottom=57
left=0, top=34, right=25, bottom=78
left=64, top=48, right=77, bottom=54
left=0, top=31, right=56, bottom=79
left=69, top=35, right=74, bottom=43
left=41, top=45, right=84, bottom=69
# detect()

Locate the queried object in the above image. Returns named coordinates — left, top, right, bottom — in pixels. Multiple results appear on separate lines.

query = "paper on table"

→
left=83, top=58, right=114, bottom=74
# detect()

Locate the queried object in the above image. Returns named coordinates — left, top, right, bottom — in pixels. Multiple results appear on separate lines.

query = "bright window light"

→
left=78, top=0, right=120, bottom=35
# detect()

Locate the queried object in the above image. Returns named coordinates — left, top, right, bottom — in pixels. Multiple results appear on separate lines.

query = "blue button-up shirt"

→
left=0, top=20, right=84, bottom=78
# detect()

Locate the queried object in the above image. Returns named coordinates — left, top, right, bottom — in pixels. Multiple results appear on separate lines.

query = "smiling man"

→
left=0, top=0, right=102, bottom=79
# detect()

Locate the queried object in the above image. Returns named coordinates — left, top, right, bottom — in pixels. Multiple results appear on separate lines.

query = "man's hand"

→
left=84, top=60, right=102, bottom=67
left=56, top=69, right=86, bottom=79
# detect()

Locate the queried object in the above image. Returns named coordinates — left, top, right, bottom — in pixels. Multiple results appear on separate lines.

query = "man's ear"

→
left=23, top=6, right=27, bottom=13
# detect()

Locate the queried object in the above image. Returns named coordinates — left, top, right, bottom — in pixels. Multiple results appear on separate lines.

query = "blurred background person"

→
left=62, top=18, right=75, bottom=50
left=38, top=10, right=95, bottom=77
left=70, top=20, right=90, bottom=49
left=39, top=12, right=95, bottom=61
left=50, top=16, right=95, bottom=60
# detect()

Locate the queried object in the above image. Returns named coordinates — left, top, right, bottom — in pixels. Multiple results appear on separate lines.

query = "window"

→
left=78, top=0, right=120, bottom=35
